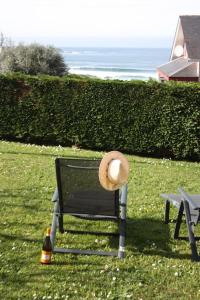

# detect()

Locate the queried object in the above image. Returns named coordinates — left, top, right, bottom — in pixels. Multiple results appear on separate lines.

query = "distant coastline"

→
left=61, top=47, right=170, bottom=81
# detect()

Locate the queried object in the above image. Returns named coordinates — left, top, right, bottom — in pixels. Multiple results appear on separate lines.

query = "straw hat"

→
left=99, top=151, right=129, bottom=191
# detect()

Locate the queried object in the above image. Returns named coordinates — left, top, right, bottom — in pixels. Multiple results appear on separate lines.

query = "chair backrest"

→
left=55, top=158, right=119, bottom=217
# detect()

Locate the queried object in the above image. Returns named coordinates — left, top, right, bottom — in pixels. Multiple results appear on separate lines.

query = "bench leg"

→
left=183, top=200, right=199, bottom=262
left=164, top=200, right=170, bottom=224
left=174, top=202, right=184, bottom=239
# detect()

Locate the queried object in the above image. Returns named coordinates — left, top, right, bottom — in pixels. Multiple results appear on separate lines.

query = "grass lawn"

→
left=0, top=140, right=200, bottom=300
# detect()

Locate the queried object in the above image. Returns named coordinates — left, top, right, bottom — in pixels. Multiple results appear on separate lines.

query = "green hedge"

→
left=0, top=73, right=200, bottom=160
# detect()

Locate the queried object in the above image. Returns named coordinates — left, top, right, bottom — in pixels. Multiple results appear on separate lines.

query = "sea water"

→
left=61, top=47, right=170, bottom=81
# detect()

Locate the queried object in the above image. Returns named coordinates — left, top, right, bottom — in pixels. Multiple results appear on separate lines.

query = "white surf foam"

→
left=69, top=68, right=157, bottom=81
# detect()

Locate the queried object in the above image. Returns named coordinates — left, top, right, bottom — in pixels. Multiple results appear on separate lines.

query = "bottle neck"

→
left=46, top=228, right=51, bottom=236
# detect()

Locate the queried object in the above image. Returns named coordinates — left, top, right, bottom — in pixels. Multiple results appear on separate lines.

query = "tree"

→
left=0, top=32, right=5, bottom=48
left=0, top=32, right=13, bottom=48
left=0, top=43, right=68, bottom=76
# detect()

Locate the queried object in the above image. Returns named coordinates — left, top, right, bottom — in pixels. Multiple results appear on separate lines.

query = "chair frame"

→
left=161, top=187, right=200, bottom=261
left=49, top=158, right=128, bottom=259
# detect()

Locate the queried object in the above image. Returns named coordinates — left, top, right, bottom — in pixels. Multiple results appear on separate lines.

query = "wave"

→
left=71, top=66, right=155, bottom=73
left=62, top=49, right=114, bottom=56
left=62, top=50, right=102, bottom=56
left=62, top=47, right=165, bottom=80
left=69, top=68, right=157, bottom=81
left=62, top=50, right=81, bottom=55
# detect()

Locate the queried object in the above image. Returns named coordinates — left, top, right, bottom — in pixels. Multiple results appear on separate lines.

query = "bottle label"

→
left=40, top=250, right=52, bottom=264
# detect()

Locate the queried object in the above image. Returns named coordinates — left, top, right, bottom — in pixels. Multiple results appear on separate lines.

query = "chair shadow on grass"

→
left=52, top=216, right=192, bottom=263
left=121, top=217, right=191, bottom=260
left=0, top=186, right=192, bottom=262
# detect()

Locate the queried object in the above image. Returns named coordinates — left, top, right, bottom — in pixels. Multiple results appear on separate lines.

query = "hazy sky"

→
left=1, top=0, right=200, bottom=47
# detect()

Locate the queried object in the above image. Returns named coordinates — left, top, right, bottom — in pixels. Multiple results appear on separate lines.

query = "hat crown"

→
left=108, top=159, right=122, bottom=184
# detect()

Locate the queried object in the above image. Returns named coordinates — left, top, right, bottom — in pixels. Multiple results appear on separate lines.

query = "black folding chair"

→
left=50, top=158, right=128, bottom=258
left=161, top=187, right=200, bottom=261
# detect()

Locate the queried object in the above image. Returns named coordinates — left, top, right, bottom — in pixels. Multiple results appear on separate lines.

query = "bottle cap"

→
left=46, top=228, right=51, bottom=235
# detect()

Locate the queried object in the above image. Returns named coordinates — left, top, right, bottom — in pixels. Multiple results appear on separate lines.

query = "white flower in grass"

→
left=174, top=272, right=179, bottom=276
left=138, top=282, right=143, bottom=287
left=101, top=239, right=107, bottom=244
left=112, top=277, right=116, bottom=281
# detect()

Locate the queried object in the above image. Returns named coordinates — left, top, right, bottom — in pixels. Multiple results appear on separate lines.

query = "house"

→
left=157, top=15, right=200, bottom=82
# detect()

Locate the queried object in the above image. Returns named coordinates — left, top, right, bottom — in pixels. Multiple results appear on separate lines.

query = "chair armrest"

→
left=52, top=188, right=59, bottom=202
left=178, top=187, right=199, bottom=210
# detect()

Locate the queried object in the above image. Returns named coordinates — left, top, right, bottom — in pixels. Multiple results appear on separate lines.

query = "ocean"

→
left=61, top=47, right=170, bottom=81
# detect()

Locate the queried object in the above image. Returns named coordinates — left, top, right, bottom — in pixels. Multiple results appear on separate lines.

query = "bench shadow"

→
left=125, top=217, right=191, bottom=260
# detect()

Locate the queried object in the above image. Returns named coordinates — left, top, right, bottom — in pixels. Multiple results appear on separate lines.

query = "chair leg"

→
left=58, top=214, right=64, bottom=233
left=50, top=201, right=59, bottom=250
left=118, top=219, right=126, bottom=259
left=183, top=200, right=199, bottom=262
left=164, top=200, right=170, bottom=224
left=174, top=202, right=184, bottom=239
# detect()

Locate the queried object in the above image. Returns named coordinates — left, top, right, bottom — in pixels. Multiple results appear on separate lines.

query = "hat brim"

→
left=99, top=151, right=129, bottom=191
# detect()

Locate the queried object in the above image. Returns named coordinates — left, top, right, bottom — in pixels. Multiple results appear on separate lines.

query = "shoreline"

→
left=63, top=47, right=168, bottom=81
left=68, top=69, right=158, bottom=81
